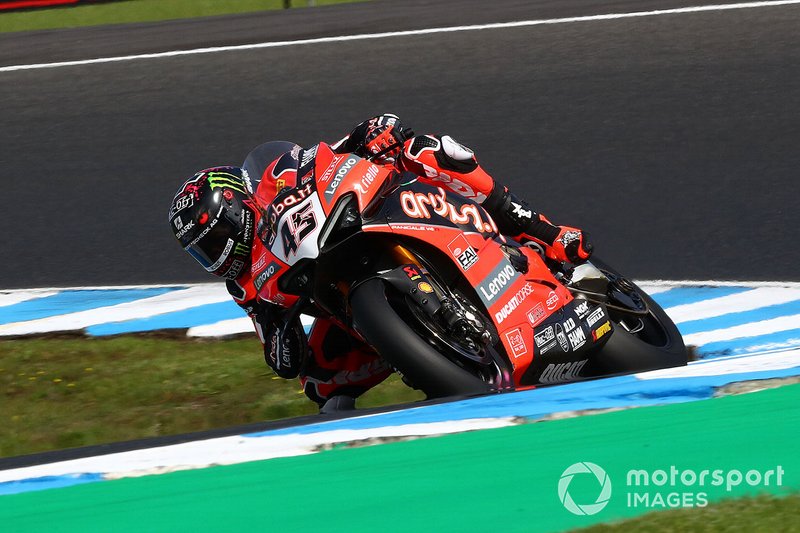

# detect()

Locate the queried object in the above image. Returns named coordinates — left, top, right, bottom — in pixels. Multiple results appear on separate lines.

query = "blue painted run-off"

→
left=0, top=473, right=103, bottom=496
left=248, top=362, right=800, bottom=437
left=86, top=301, right=247, bottom=336
left=645, top=286, right=751, bottom=310
left=0, top=288, right=178, bottom=324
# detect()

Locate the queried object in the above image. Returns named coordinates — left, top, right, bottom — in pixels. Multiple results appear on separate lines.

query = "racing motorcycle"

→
left=244, top=141, right=688, bottom=399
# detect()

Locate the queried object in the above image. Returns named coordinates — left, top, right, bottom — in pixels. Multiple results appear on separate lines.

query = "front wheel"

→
left=580, top=261, right=688, bottom=376
left=350, top=278, right=492, bottom=399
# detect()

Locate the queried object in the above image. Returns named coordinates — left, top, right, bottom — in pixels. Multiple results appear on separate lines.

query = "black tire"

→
left=586, top=270, right=688, bottom=376
left=350, top=278, right=492, bottom=399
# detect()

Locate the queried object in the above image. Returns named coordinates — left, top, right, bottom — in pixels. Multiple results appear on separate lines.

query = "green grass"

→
left=574, top=493, right=800, bottom=533
left=0, top=336, right=422, bottom=457
left=0, top=0, right=367, bottom=34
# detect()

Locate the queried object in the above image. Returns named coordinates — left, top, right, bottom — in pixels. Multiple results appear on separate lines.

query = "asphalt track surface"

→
left=1, top=0, right=799, bottom=289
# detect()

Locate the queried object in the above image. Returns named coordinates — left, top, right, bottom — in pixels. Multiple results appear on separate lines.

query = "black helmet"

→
left=168, top=166, right=256, bottom=279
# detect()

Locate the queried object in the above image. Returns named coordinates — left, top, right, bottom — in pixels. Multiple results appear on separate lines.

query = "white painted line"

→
left=682, top=314, right=800, bottom=345
left=0, top=290, right=59, bottom=308
left=187, top=315, right=315, bottom=338
left=734, top=337, right=800, bottom=354
left=633, top=284, right=675, bottom=296
left=665, top=287, right=800, bottom=324
left=0, top=285, right=231, bottom=336
left=187, top=317, right=252, bottom=337
left=635, top=347, right=800, bottom=379
left=0, top=418, right=517, bottom=485
left=1, top=0, right=798, bottom=72
left=636, top=279, right=800, bottom=289
left=0, top=282, right=218, bottom=293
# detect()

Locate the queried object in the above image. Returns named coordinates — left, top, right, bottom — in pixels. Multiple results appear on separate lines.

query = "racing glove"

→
left=339, top=113, right=414, bottom=164
left=264, top=317, right=307, bottom=379
left=549, top=226, right=593, bottom=264
left=251, top=301, right=307, bottom=379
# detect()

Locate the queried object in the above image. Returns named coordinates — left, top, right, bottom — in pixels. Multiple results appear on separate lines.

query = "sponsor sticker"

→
left=527, top=303, right=546, bottom=327
left=403, top=265, right=422, bottom=281
left=586, top=307, right=606, bottom=326
left=324, top=155, right=360, bottom=199
left=567, top=326, right=587, bottom=350
left=169, top=194, right=194, bottom=219
left=494, top=283, right=534, bottom=324
left=417, top=282, right=434, bottom=294
left=539, top=359, right=587, bottom=384
left=504, top=328, right=528, bottom=359
left=534, top=326, right=555, bottom=348
left=319, top=154, right=345, bottom=184
left=300, top=145, right=318, bottom=167
left=253, top=261, right=282, bottom=291
left=574, top=300, right=590, bottom=319
left=252, top=253, right=268, bottom=272
left=476, top=262, right=518, bottom=306
left=592, top=321, right=612, bottom=341
left=353, top=164, right=380, bottom=195
left=546, top=290, right=560, bottom=310
left=223, top=259, right=245, bottom=280
left=448, top=234, right=479, bottom=271
left=555, top=323, right=570, bottom=352
left=458, top=248, right=479, bottom=270
left=399, top=187, right=496, bottom=234
left=175, top=220, right=195, bottom=239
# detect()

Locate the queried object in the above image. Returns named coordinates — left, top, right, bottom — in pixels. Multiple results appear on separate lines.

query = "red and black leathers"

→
left=232, top=115, right=591, bottom=409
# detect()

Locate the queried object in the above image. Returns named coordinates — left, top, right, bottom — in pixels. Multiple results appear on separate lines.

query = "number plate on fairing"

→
left=271, top=193, right=326, bottom=265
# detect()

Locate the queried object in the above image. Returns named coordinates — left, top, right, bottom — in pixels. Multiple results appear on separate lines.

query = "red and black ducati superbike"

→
left=245, top=141, right=687, bottom=399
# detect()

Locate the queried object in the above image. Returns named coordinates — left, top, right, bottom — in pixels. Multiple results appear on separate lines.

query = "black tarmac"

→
left=1, top=0, right=798, bottom=288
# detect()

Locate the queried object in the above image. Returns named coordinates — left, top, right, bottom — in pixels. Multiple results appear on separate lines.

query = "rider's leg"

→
left=300, top=318, right=393, bottom=411
left=398, top=134, right=580, bottom=259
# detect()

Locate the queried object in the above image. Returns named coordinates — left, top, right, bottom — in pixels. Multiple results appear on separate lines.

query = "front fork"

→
left=355, top=244, right=490, bottom=347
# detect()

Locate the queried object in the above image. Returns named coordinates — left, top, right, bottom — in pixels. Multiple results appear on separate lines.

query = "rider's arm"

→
left=226, top=280, right=306, bottom=379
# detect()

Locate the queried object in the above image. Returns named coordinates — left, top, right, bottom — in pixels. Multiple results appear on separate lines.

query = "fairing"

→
left=252, top=142, right=611, bottom=387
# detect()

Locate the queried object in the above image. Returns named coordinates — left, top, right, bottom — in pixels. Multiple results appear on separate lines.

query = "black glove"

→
left=264, top=316, right=307, bottom=379
left=344, top=114, right=414, bottom=163
left=250, top=300, right=307, bottom=379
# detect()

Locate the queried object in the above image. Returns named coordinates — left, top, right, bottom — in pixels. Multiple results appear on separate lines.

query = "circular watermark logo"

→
left=558, top=462, right=613, bottom=515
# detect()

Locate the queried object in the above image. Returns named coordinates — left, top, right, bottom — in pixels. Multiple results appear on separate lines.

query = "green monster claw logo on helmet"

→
left=207, top=170, right=250, bottom=194
left=168, top=166, right=256, bottom=280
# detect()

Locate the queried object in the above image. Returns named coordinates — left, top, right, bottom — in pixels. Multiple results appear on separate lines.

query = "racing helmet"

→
left=168, top=166, right=256, bottom=279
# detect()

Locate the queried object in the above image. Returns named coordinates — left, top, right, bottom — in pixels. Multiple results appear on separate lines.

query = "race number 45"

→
left=281, top=203, right=317, bottom=256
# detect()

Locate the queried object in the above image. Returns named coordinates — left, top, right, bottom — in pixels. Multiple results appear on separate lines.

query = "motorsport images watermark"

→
left=558, top=462, right=785, bottom=515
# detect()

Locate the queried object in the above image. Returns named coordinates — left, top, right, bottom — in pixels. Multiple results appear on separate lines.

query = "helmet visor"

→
left=184, top=214, right=240, bottom=272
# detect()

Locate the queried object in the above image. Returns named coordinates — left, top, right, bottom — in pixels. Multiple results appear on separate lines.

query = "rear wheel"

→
left=350, top=278, right=493, bottom=399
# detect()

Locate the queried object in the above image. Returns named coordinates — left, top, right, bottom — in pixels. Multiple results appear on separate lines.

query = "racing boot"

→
left=319, top=395, right=356, bottom=414
left=481, top=184, right=593, bottom=264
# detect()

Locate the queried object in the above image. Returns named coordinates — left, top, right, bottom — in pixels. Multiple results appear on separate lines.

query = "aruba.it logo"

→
left=558, top=462, right=613, bottom=515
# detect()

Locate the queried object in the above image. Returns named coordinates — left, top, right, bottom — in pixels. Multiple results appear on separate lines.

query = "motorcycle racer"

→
left=168, top=114, right=592, bottom=412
